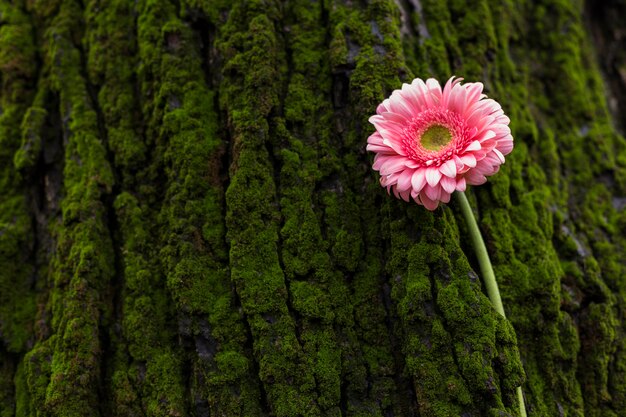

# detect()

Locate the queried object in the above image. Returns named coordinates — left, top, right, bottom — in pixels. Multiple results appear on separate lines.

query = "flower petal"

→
left=440, top=175, right=456, bottom=193
left=425, top=167, right=442, bottom=187
left=441, top=76, right=462, bottom=108
left=425, top=78, right=442, bottom=104
left=388, top=92, right=414, bottom=119
left=381, top=111, right=409, bottom=125
left=398, top=187, right=411, bottom=202
left=460, top=153, right=477, bottom=168
left=493, top=148, right=505, bottom=164
left=396, top=170, right=413, bottom=192
left=465, top=169, right=487, bottom=185
left=424, top=184, right=441, bottom=201
left=377, top=98, right=391, bottom=115
left=439, top=159, right=457, bottom=177
left=411, top=169, right=427, bottom=193
left=476, top=159, right=498, bottom=176
left=448, top=81, right=468, bottom=115
left=455, top=177, right=467, bottom=192
left=464, top=140, right=482, bottom=152
left=497, top=135, right=514, bottom=155
left=419, top=193, right=439, bottom=211
left=379, top=156, right=408, bottom=175
left=366, top=77, right=513, bottom=208
left=464, top=82, right=484, bottom=109
left=474, top=130, right=496, bottom=143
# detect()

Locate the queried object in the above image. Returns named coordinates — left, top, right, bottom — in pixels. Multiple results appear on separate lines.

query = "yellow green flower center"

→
left=420, top=125, right=452, bottom=151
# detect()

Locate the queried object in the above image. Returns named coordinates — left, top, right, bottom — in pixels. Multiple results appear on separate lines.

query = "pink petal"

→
left=411, top=78, right=431, bottom=109
left=455, top=177, right=467, bottom=192
left=439, top=159, right=457, bottom=178
left=460, top=153, right=477, bottom=168
left=424, top=184, right=441, bottom=201
left=497, top=136, right=514, bottom=155
left=379, top=135, right=407, bottom=157
left=411, top=169, right=427, bottom=193
left=474, top=130, right=496, bottom=143
left=398, top=188, right=411, bottom=202
left=377, top=98, right=391, bottom=115
left=476, top=115, right=496, bottom=134
left=381, top=111, right=409, bottom=125
left=448, top=81, right=468, bottom=115
left=367, top=133, right=395, bottom=153
left=425, top=78, right=442, bottom=104
left=440, top=175, right=456, bottom=193
left=392, top=186, right=401, bottom=200
left=425, top=167, right=443, bottom=187
left=371, top=117, right=405, bottom=136
left=367, top=144, right=391, bottom=154
left=441, top=76, right=462, bottom=109
left=465, top=169, right=487, bottom=185
left=478, top=137, right=497, bottom=152
left=493, top=148, right=505, bottom=164
left=399, top=83, right=422, bottom=114
left=419, top=193, right=439, bottom=211
left=406, top=161, right=420, bottom=169
left=372, top=154, right=385, bottom=170
left=492, top=124, right=511, bottom=137
left=464, top=83, right=484, bottom=109
left=475, top=160, right=498, bottom=176
left=366, top=143, right=394, bottom=153
left=380, top=172, right=400, bottom=187
left=495, top=114, right=510, bottom=124
left=482, top=152, right=501, bottom=166
left=379, top=156, right=408, bottom=175
left=481, top=98, right=502, bottom=115
left=453, top=155, right=465, bottom=171
left=388, top=92, right=414, bottom=119
left=441, top=77, right=453, bottom=108
left=464, top=140, right=482, bottom=152
left=396, top=170, right=413, bottom=192
left=466, top=106, right=488, bottom=129
left=367, top=132, right=384, bottom=144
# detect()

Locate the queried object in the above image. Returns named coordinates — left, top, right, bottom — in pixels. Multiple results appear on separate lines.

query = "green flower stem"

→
left=456, top=191, right=527, bottom=417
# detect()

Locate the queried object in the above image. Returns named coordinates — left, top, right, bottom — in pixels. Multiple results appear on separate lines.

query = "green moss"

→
left=0, top=0, right=624, bottom=415
left=14, top=107, right=47, bottom=171
left=0, top=5, right=39, bottom=416
left=23, top=338, right=53, bottom=415
left=132, top=0, right=267, bottom=415
left=14, top=0, right=119, bottom=415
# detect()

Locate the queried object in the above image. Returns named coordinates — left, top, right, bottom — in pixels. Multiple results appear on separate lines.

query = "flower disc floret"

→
left=366, top=76, right=514, bottom=210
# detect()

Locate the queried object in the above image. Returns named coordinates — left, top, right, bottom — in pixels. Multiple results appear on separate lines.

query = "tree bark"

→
left=1, top=0, right=625, bottom=416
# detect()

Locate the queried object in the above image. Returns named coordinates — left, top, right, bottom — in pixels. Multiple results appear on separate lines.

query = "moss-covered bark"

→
left=1, top=0, right=625, bottom=416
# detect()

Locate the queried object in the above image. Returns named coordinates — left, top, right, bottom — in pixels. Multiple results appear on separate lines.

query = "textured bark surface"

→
left=1, top=0, right=626, bottom=416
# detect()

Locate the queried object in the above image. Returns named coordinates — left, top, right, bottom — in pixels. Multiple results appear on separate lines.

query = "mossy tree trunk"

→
left=1, top=0, right=625, bottom=416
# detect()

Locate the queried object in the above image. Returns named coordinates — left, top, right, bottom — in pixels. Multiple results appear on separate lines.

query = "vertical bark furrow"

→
left=277, top=1, right=346, bottom=414
left=82, top=2, right=146, bottom=415
left=219, top=1, right=325, bottom=415
left=182, top=4, right=270, bottom=415
left=531, top=1, right=626, bottom=413
left=85, top=1, right=185, bottom=415
left=135, top=1, right=266, bottom=415
left=18, top=0, right=117, bottom=415
left=324, top=2, right=420, bottom=414
left=0, top=3, right=38, bottom=415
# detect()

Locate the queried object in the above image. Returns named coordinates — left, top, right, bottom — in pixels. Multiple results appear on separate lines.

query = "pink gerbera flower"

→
left=366, top=77, right=514, bottom=210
